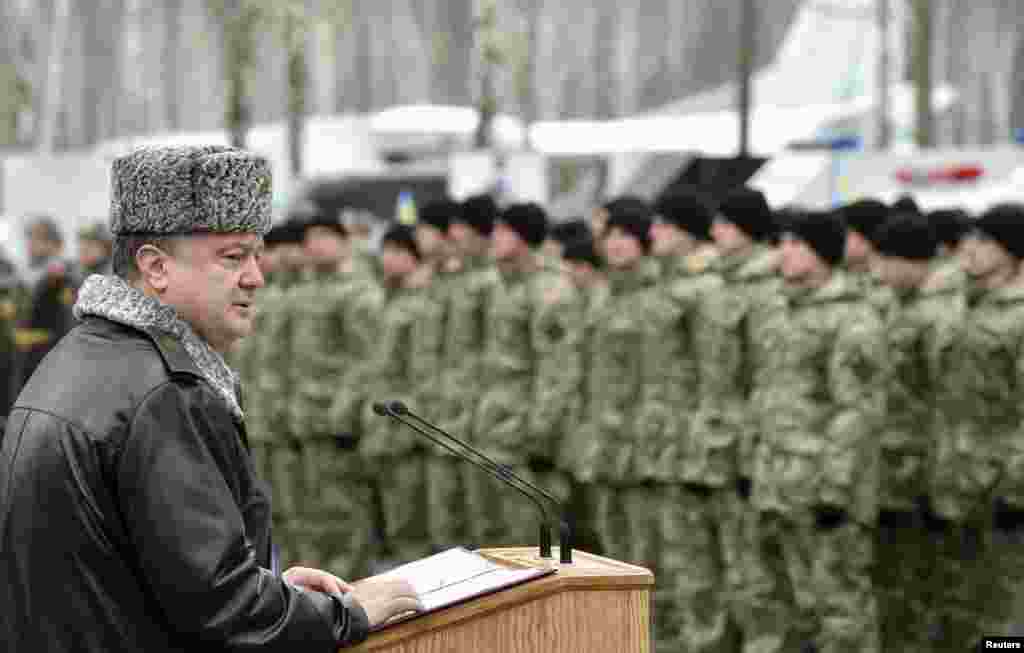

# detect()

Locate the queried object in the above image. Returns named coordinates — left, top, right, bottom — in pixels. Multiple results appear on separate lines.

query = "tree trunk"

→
left=911, top=0, right=934, bottom=148
left=738, top=0, right=755, bottom=157
left=37, top=0, right=72, bottom=152
left=285, top=7, right=307, bottom=178
left=876, top=0, right=891, bottom=150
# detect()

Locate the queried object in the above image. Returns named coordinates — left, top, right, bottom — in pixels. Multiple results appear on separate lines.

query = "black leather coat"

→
left=0, top=317, right=369, bottom=651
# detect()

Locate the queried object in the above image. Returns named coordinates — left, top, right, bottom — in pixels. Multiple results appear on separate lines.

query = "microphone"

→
left=374, top=400, right=573, bottom=564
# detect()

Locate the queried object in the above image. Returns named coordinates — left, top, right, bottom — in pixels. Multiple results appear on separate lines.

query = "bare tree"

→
left=36, top=0, right=71, bottom=152
left=910, top=0, right=934, bottom=148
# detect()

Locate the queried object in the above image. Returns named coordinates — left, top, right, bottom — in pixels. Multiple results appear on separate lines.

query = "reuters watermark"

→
left=983, top=637, right=1024, bottom=650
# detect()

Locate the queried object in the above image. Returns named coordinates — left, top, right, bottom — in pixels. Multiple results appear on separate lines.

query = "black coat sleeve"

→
left=116, top=380, right=369, bottom=650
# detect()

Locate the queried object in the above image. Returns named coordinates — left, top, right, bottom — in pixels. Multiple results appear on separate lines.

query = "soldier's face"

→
left=845, top=231, right=872, bottom=263
left=278, top=244, right=305, bottom=269
left=651, top=222, right=695, bottom=256
left=158, top=233, right=265, bottom=354
left=780, top=235, right=824, bottom=281
left=963, top=233, right=1016, bottom=279
left=380, top=243, right=418, bottom=279
left=876, top=255, right=928, bottom=289
left=711, top=220, right=750, bottom=254
left=305, top=226, right=348, bottom=264
left=78, top=239, right=109, bottom=269
left=258, top=248, right=281, bottom=276
left=416, top=224, right=447, bottom=260
left=492, top=223, right=528, bottom=261
left=604, top=227, right=644, bottom=268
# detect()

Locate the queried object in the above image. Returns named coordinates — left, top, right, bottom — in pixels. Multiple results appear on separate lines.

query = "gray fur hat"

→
left=110, top=145, right=273, bottom=236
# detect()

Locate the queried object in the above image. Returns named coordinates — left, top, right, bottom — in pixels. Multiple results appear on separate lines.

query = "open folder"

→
left=368, top=547, right=556, bottom=631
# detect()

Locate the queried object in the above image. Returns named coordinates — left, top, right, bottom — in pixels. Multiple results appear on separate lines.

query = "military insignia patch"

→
left=0, top=300, right=15, bottom=321
left=61, top=288, right=74, bottom=306
left=685, top=247, right=718, bottom=274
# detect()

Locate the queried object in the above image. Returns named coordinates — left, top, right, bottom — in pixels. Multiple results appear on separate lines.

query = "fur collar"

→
left=73, top=274, right=243, bottom=420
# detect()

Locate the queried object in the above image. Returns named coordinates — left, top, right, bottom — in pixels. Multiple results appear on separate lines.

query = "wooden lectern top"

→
left=348, top=548, right=654, bottom=652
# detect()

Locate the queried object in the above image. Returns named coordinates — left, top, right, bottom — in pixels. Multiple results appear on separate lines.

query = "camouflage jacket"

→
left=650, top=249, right=734, bottom=486
left=356, top=283, right=444, bottom=459
left=711, top=245, right=785, bottom=482
left=754, top=272, right=887, bottom=525
left=290, top=265, right=382, bottom=440
left=474, top=259, right=583, bottom=465
left=433, top=256, right=500, bottom=445
left=878, top=264, right=964, bottom=512
left=575, top=259, right=678, bottom=483
left=936, top=281, right=1024, bottom=516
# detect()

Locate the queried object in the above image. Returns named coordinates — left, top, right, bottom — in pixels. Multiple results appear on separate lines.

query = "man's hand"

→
left=349, top=577, right=423, bottom=627
left=282, top=566, right=353, bottom=596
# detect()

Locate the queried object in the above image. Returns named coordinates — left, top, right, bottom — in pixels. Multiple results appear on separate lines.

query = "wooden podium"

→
left=347, top=548, right=654, bottom=653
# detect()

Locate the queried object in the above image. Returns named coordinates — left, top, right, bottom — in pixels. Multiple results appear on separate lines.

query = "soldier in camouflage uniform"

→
left=559, top=237, right=608, bottom=557
left=753, top=211, right=886, bottom=653
left=868, top=213, right=966, bottom=652
left=928, top=208, right=972, bottom=293
left=650, top=189, right=746, bottom=653
left=473, top=203, right=581, bottom=549
left=290, top=210, right=380, bottom=578
left=247, top=221, right=310, bottom=566
left=0, top=254, right=22, bottom=426
left=352, top=224, right=442, bottom=562
left=431, top=195, right=499, bottom=549
left=932, top=204, right=1024, bottom=648
left=839, top=199, right=894, bottom=312
left=707, top=188, right=790, bottom=653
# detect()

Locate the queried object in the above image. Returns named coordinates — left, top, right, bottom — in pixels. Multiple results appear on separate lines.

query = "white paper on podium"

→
left=370, top=547, right=555, bottom=629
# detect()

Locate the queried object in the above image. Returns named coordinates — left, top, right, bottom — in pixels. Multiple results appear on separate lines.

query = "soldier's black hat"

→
left=381, top=223, right=421, bottom=260
left=419, top=199, right=460, bottom=233
left=929, top=208, right=971, bottom=248
left=782, top=210, right=846, bottom=267
left=605, top=198, right=654, bottom=253
left=263, top=224, right=288, bottom=247
left=716, top=187, right=774, bottom=242
left=973, top=203, right=1024, bottom=260
left=562, top=238, right=603, bottom=269
left=892, top=195, right=922, bottom=215
left=655, top=187, right=714, bottom=242
left=278, top=220, right=306, bottom=245
left=873, top=212, right=938, bottom=261
left=457, top=194, right=498, bottom=237
left=840, top=199, right=889, bottom=242
left=549, top=219, right=591, bottom=246
left=499, top=203, right=548, bottom=248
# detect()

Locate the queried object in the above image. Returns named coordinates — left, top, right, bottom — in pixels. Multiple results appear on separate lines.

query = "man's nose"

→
left=240, top=255, right=265, bottom=289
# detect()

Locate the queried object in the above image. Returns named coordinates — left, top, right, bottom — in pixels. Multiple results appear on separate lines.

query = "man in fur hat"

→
left=0, top=145, right=420, bottom=653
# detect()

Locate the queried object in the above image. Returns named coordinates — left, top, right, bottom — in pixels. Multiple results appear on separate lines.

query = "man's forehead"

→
left=195, top=232, right=264, bottom=248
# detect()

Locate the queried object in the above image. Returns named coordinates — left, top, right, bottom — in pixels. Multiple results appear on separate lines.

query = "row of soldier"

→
left=235, top=188, right=1022, bottom=653
left=0, top=218, right=113, bottom=423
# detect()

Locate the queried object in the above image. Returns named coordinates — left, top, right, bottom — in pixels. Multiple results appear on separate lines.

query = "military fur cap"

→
left=381, top=223, right=421, bottom=260
left=419, top=199, right=461, bottom=233
left=873, top=212, right=938, bottom=261
left=929, top=208, right=971, bottom=248
left=605, top=198, right=654, bottom=253
left=782, top=210, right=846, bottom=267
left=499, top=203, right=549, bottom=248
left=717, top=187, right=774, bottom=242
left=562, top=238, right=603, bottom=269
left=973, top=203, right=1024, bottom=260
left=549, top=219, right=591, bottom=246
left=110, top=145, right=272, bottom=236
left=655, top=187, right=714, bottom=242
left=458, top=195, right=498, bottom=236
left=840, top=199, right=889, bottom=241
